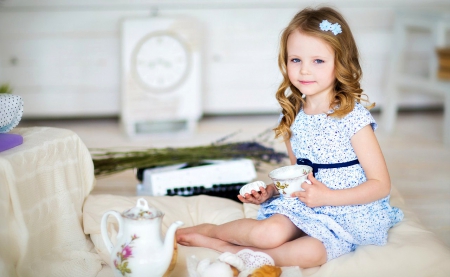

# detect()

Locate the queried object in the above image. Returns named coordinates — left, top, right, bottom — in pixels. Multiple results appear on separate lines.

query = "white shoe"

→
left=236, top=249, right=275, bottom=270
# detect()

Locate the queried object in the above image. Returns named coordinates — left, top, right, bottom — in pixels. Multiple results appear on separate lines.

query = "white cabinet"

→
left=120, top=16, right=202, bottom=136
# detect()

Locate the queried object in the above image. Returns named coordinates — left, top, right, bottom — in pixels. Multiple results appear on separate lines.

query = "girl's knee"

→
left=300, top=241, right=327, bottom=267
left=250, top=220, right=295, bottom=248
left=305, top=251, right=327, bottom=267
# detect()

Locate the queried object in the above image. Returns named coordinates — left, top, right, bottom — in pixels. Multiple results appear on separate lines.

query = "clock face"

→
left=132, top=32, right=191, bottom=92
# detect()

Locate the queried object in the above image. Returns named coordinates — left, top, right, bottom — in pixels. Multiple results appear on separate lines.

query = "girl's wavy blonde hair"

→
left=274, top=6, right=374, bottom=140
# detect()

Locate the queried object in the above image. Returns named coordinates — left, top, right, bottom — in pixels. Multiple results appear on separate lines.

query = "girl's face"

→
left=286, top=30, right=336, bottom=99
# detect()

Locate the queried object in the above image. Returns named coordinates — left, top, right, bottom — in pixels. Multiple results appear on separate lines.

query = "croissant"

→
left=247, top=265, right=282, bottom=277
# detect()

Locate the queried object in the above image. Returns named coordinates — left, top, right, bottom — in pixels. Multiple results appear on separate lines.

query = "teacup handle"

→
left=304, top=179, right=312, bottom=185
left=101, top=211, right=124, bottom=255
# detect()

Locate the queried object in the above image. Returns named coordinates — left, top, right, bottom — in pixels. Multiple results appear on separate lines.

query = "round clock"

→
left=131, top=31, right=191, bottom=93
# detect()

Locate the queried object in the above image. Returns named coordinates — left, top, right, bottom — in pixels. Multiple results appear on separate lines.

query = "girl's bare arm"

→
left=285, top=139, right=298, bottom=165
left=327, top=124, right=391, bottom=206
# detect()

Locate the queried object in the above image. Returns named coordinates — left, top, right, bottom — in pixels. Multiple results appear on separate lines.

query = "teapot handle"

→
left=101, top=211, right=123, bottom=255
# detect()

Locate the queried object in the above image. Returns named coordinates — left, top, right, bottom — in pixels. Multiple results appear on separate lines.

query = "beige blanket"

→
left=84, top=187, right=450, bottom=277
left=0, top=127, right=102, bottom=277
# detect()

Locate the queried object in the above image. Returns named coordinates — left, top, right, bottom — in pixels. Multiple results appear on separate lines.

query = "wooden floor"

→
left=19, top=110, right=450, bottom=247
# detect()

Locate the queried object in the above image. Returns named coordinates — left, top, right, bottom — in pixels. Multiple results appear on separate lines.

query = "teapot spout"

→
left=163, top=220, right=184, bottom=262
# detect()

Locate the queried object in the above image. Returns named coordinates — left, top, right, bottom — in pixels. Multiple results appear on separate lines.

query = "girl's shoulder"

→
left=346, top=102, right=373, bottom=119
left=334, top=102, right=378, bottom=138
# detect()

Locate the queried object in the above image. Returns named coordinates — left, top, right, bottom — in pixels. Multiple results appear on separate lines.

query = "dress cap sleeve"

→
left=342, top=102, right=377, bottom=139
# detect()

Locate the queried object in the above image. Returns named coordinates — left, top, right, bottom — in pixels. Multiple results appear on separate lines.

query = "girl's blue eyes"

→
left=290, top=58, right=325, bottom=64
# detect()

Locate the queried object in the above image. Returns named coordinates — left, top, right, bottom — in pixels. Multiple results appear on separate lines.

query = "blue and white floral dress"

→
left=257, top=102, right=404, bottom=261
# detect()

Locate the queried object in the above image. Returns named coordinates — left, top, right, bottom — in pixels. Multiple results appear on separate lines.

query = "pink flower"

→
left=121, top=246, right=132, bottom=258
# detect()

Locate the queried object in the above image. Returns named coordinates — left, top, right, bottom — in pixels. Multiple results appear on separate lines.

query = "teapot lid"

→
left=122, top=198, right=163, bottom=220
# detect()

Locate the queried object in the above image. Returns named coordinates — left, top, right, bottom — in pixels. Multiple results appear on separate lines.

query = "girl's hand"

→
left=237, top=184, right=277, bottom=204
left=291, top=173, right=332, bottom=208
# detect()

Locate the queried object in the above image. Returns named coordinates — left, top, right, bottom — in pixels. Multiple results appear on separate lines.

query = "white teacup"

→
left=269, top=165, right=312, bottom=198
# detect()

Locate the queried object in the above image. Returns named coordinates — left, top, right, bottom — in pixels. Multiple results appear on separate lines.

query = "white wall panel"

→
left=0, top=1, right=449, bottom=117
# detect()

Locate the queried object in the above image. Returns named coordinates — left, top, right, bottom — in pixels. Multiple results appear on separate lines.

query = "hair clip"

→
left=319, top=20, right=342, bottom=35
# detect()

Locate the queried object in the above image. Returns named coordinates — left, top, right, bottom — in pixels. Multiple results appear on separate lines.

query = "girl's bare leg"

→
left=181, top=233, right=327, bottom=268
left=177, top=214, right=304, bottom=249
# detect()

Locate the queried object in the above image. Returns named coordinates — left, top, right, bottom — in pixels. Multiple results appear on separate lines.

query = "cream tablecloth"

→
left=0, top=127, right=102, bottom=277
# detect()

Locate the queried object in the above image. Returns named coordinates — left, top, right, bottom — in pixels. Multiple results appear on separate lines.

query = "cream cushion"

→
left=83, top=187, right=450, bottom=277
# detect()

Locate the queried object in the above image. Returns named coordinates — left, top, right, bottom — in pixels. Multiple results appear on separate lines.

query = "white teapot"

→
left=101, top=198, right=184, bottom=277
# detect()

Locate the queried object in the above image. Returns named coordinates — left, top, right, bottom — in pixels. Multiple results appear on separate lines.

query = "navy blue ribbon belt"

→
left=297, top=158, right=359, bottom=175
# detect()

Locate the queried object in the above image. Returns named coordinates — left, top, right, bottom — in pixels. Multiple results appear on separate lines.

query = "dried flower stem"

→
left=91, top=141, right=287, bottom=177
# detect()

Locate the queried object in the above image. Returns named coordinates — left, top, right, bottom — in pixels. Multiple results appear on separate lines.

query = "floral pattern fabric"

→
left=0, top=94, right=23, bottom=133
left=258, top=102, right=404, bottom=260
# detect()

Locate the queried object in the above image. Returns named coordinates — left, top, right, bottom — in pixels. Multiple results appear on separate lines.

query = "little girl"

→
left=177, top=6, right=403, bottom=268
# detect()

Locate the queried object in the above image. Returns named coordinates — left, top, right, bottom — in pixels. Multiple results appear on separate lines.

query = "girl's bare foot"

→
left=177, top=232, right=213, bottom=247
left=177, top=232, right=242, bottom=253
left=176, top=223, right=215, bottom=242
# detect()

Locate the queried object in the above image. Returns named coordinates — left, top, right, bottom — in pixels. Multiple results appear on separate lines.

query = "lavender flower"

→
left=91, top=140, right=288, bottom=176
